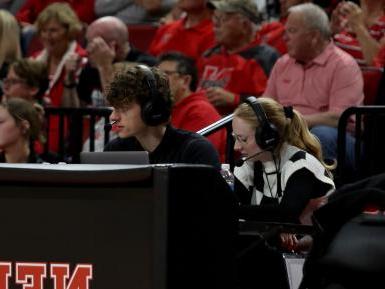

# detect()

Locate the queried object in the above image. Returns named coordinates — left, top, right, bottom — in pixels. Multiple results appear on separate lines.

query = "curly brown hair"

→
left=106, top=63, right=173, bottom=109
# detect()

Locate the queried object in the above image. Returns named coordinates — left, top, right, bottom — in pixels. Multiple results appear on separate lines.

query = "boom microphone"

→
left=104, top=120, right=117, bottom=131
left=235, top=150, right=267, bottom=167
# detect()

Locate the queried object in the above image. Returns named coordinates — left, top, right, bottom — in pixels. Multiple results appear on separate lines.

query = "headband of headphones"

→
left=137, top=65, right=171, bottom=126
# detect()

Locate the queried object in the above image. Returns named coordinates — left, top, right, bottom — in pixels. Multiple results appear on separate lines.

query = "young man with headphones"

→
left=232, top=96, right=335, bottom=289
left=103, top=63, right=221, bottom=170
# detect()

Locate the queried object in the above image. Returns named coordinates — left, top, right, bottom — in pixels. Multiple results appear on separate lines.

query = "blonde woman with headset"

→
left=233, top=97, right=335, bottom=289
left=233, top=96, right=335, bottom=225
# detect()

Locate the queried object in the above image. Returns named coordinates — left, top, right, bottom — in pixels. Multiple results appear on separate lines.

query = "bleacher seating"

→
left=43, top=107, right=112, bottom=163
left=336, top=105, right=385, bottom=186
left=361, top=67, right=383, bottom=105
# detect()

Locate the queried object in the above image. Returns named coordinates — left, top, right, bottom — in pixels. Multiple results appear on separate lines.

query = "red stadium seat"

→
left=362, top=67, right=383, bottom=105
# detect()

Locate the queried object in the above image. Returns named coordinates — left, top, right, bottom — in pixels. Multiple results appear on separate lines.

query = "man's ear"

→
left=182, top=74, right=192, bottom=88
left=311, top=30, right=321, bottom=46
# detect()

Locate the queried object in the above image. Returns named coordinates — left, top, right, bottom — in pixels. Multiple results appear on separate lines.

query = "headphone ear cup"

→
left=244, top=96, right=279, bottom=150
left=141, top=96, right=171, bottom=126
left=141, top=100, right=153, bottom=125
left=137, top=65, right=171, bottom=126
left=258, top=123, right=279, bottom=150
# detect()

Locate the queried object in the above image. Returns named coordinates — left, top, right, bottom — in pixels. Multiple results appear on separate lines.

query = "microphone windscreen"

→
left=104, top=123, right=112, bottom=131
left=235, top=158, right=245, bottom=167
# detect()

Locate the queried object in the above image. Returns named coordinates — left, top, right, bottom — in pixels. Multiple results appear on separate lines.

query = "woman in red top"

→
left=33, top=2, right=87, bottom=107
left=32, top=3, right=88, bottom=152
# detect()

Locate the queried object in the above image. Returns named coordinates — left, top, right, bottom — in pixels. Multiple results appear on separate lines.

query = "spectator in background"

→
left=104, top=64, right=221, bottom=169
left=0, top=0, right=25, bottom=15
left=149, top=0, right=215, bottom=61
left=158, top=51, right=226, bottom=161
left=74, top=16, right=157, bottom=107
left=16, top=0, right=95, bottom=25
left=259, top=0, right=310, bottom=54
left=33, top=2, right=87, bottom=108
left=2, top=58, right=48, bottom=103
left=331, top=0, right=385, bottom=68
left=233, top=96, right=334, bottom=289
left=0, top=98, right=43, bottom=163
left=0, top=9, right=22, bottom=97
left=94, top=0, right=176, bottom=24
left=264, top=3, right=364, bottom=167
left=198, top=0, right=279, bottom=115
left=32, top=3, right=87, bottom=154
left=331, top=0, right=385, bottom=104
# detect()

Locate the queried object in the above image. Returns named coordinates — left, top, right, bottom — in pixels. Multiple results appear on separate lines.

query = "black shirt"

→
left=104, top=125, right=221, bottom=170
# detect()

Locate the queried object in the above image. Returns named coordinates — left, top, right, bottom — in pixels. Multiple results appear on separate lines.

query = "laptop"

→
left=80, top=151, right=150, bottom=165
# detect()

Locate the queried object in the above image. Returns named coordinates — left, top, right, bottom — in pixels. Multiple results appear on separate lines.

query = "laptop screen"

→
left=80, top=151, right=150, bottom=165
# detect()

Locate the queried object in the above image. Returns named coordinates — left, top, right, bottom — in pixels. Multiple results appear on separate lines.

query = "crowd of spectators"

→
left=0, top=0, right=382, bottom=164
left=0, top=1, right=384, bottom=288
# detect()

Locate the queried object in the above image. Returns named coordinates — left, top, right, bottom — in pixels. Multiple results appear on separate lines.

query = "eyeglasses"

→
left=2, top=78, right=27, bottom=87
left=231, top=132, right=251, bottom=144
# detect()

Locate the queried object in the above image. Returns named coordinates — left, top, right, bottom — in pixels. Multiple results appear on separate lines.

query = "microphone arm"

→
left=235, top=150, right=267, bottom=167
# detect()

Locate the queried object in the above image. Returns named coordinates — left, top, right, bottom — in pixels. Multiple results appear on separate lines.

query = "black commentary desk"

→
left=0, top=163, right=237, bottom=289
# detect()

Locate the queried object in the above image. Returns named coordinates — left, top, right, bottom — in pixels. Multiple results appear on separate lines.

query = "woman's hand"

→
left=280, top=233, right=299, bottom=252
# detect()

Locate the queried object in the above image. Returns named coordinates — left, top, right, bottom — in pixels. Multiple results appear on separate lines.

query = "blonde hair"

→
left=234, top=97, right=333, bottom=170
left=35, top=2, right=82, bottom=40
left=0, top=10, right=21, bottom=68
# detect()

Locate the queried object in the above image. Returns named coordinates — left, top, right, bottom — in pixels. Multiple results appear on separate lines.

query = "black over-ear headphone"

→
left=243, top=96, right=279, bottom=150
left=137, top=64, right=171, bottom=126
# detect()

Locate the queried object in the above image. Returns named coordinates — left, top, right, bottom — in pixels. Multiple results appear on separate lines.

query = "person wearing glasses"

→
left=0, top=98, right=44, bottom=163
left=233, top=97, right=335, bottom=224
left=197, top=0, right=279, bottom=115
left=158, top=51, right=226, bottom=161
left=232, top=97, right=335, bottom=289
left=2, top=58, right=48, bottom=103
